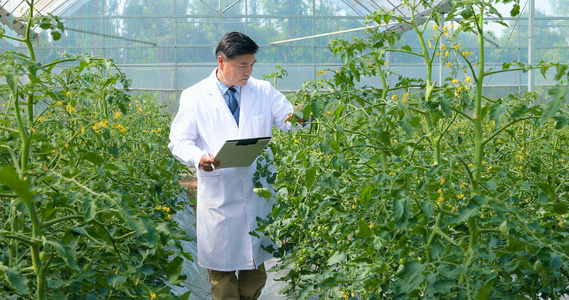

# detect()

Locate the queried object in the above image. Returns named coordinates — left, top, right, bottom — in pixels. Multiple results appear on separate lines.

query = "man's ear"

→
left=217, top=55, right=225, bottom=68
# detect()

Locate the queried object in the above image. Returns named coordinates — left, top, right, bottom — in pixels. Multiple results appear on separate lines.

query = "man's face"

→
left=217, top=53, right=256, bottom=87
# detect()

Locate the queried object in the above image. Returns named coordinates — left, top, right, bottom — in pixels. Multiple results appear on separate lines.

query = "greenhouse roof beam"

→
left=64, top=26, right=157, bottom=46
left=199, top=0, right=241, bottom=15
left=53, top=14, right=366, bottom=20
left=0, top=4, right=29, bottom=37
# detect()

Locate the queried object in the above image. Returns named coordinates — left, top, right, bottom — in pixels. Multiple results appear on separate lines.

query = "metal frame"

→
left=0, top=0, right=567, bottom=94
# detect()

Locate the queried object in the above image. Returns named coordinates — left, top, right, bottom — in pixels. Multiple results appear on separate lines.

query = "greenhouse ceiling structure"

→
left=1, top=0, right=568, bottom=106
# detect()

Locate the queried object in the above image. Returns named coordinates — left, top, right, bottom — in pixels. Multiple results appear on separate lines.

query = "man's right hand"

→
left=200, top=153, right=220, bottom=172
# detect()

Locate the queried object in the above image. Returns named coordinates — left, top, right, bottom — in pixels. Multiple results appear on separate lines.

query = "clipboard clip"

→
left=236, top=138, right=261, bottom=146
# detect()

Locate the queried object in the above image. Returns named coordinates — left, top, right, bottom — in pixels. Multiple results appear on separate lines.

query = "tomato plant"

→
left=259, top=0, right=569, bottom=299
left=0, top=1, right=189, bottom=299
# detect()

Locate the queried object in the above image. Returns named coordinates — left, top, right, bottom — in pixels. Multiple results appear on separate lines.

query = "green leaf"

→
left=356, top=219, right=371, bottom=238
left=460, top=4, right=474, bottom=19
left=360, top=184, right=375, bottom=205
left=166, top=256, right=184, bottom=284
left=484, top=180, right=498, bottom=191
left=328, top=252, right=347, bottom=265
left=5, top=70, right=18, bottom=96
left=555, top=116, right=568, bottom=129
left=47, top=241, right=80, bottom=270
left=305, top=166, right=317, bottom=190
left=549, top=253, right=562, bottom=270
left=51, top=30, right=61, bottom=41
left=488, top=5, right=502, bottom=19
left=393, top=260, right=426, bottom=294
left=536, top=182, right=555, bottom=202
left=6, top=267, right=30, bottom=294
left=80, top=197, right=98, bottom=221
left=78, top=152, right=105, bottom=166
left=120, top=207, right=148, bottom=236
left=0, top=165, right=33, bottom=204
left=439, top=96, right=452, bottom=116
left=499, top=220, right=509, bottom=237
left=107, top=274, right=127, bottom=287
left=392, top=198, right=409, bottom=229
left=398, top=118, right=414, bottom=137
left=489, top=103, right=509, bottom=121
left=431, top=240, right=446, bottom=260
left=475, top=279, right=496, bottom=300
left=510, top=4, right=520, bottom=16
left=554, top=64, right=568, bottom=81
left=434, top=279, right=455, bottom=295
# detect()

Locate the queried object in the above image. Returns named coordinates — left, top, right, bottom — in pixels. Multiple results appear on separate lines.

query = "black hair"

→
left=215, top=32, right=259, bottom=60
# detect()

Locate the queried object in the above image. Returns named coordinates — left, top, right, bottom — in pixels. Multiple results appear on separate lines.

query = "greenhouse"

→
left=1, top=0, right=569, bottom=299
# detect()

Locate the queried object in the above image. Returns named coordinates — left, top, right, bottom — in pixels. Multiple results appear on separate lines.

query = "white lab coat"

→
left=168, top=69, right=293, bottom=271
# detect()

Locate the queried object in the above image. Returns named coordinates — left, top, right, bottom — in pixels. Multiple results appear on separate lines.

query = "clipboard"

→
left=214, top=137, right=271, bottom=168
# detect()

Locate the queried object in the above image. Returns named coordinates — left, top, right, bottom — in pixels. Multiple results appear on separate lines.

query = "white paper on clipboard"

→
left=214, top=137, right=271, bottom=169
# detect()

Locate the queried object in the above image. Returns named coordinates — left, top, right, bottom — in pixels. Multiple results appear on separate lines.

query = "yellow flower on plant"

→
left=135, top=278, right=140, bottom=286
left=150, top=292, right=157, bottom=300
left=443, top=26, right=448, bottom=31
left=441, top=44, right=447, bottom=50
left=453, top=44, right=461, bottom=50
left=352, top=204, right=356, bottom=209
left=433, top=24, right=439, bottom=30
left=452, top=79, right=459, bottom=85
left=114, top=111, right=122, bottom=119
left=57, top=101, right=63, bottom=106
left=460, top=182, right=467, bottom=189
left=66, top=91, right=72, bottom=97
left=437, top=189, right=443, bottom=194
left=456, top=193, right=465, bottom=199
left=437, top=196, right=444, bottom=202
left=439, top=177, right=446, bottom=185
left=326, top=111, right=332, bottom=114
left=465, top=76, right=472, bottom=83
left=66, top=104, right=76, bottom=113
left=428, top=40, right=432, bottom=48
left=446, top=62, right=451, bottom=68
left=445, top=51, right=449, bottom=57
left=369, top=221, right=374, bottom=229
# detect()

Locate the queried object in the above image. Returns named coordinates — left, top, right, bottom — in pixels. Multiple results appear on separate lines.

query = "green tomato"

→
left=39, top=251, right=49, bottom=262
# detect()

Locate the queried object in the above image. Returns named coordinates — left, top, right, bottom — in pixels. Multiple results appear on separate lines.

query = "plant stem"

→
left=411, top=0, right=439, bottom=165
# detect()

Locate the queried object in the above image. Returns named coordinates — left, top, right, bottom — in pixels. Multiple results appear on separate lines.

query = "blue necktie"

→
left=227, top=87, right=239, bottom=125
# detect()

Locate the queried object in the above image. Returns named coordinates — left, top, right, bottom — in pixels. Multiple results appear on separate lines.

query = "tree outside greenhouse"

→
left=1, top=0, right=569, bottom=299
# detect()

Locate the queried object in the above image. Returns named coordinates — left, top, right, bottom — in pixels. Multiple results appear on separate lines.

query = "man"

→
left=168, top=32, right=294, bottom=299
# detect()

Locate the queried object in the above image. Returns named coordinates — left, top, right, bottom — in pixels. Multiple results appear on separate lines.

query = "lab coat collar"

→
left=206, top=69, right=257, bottom=134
